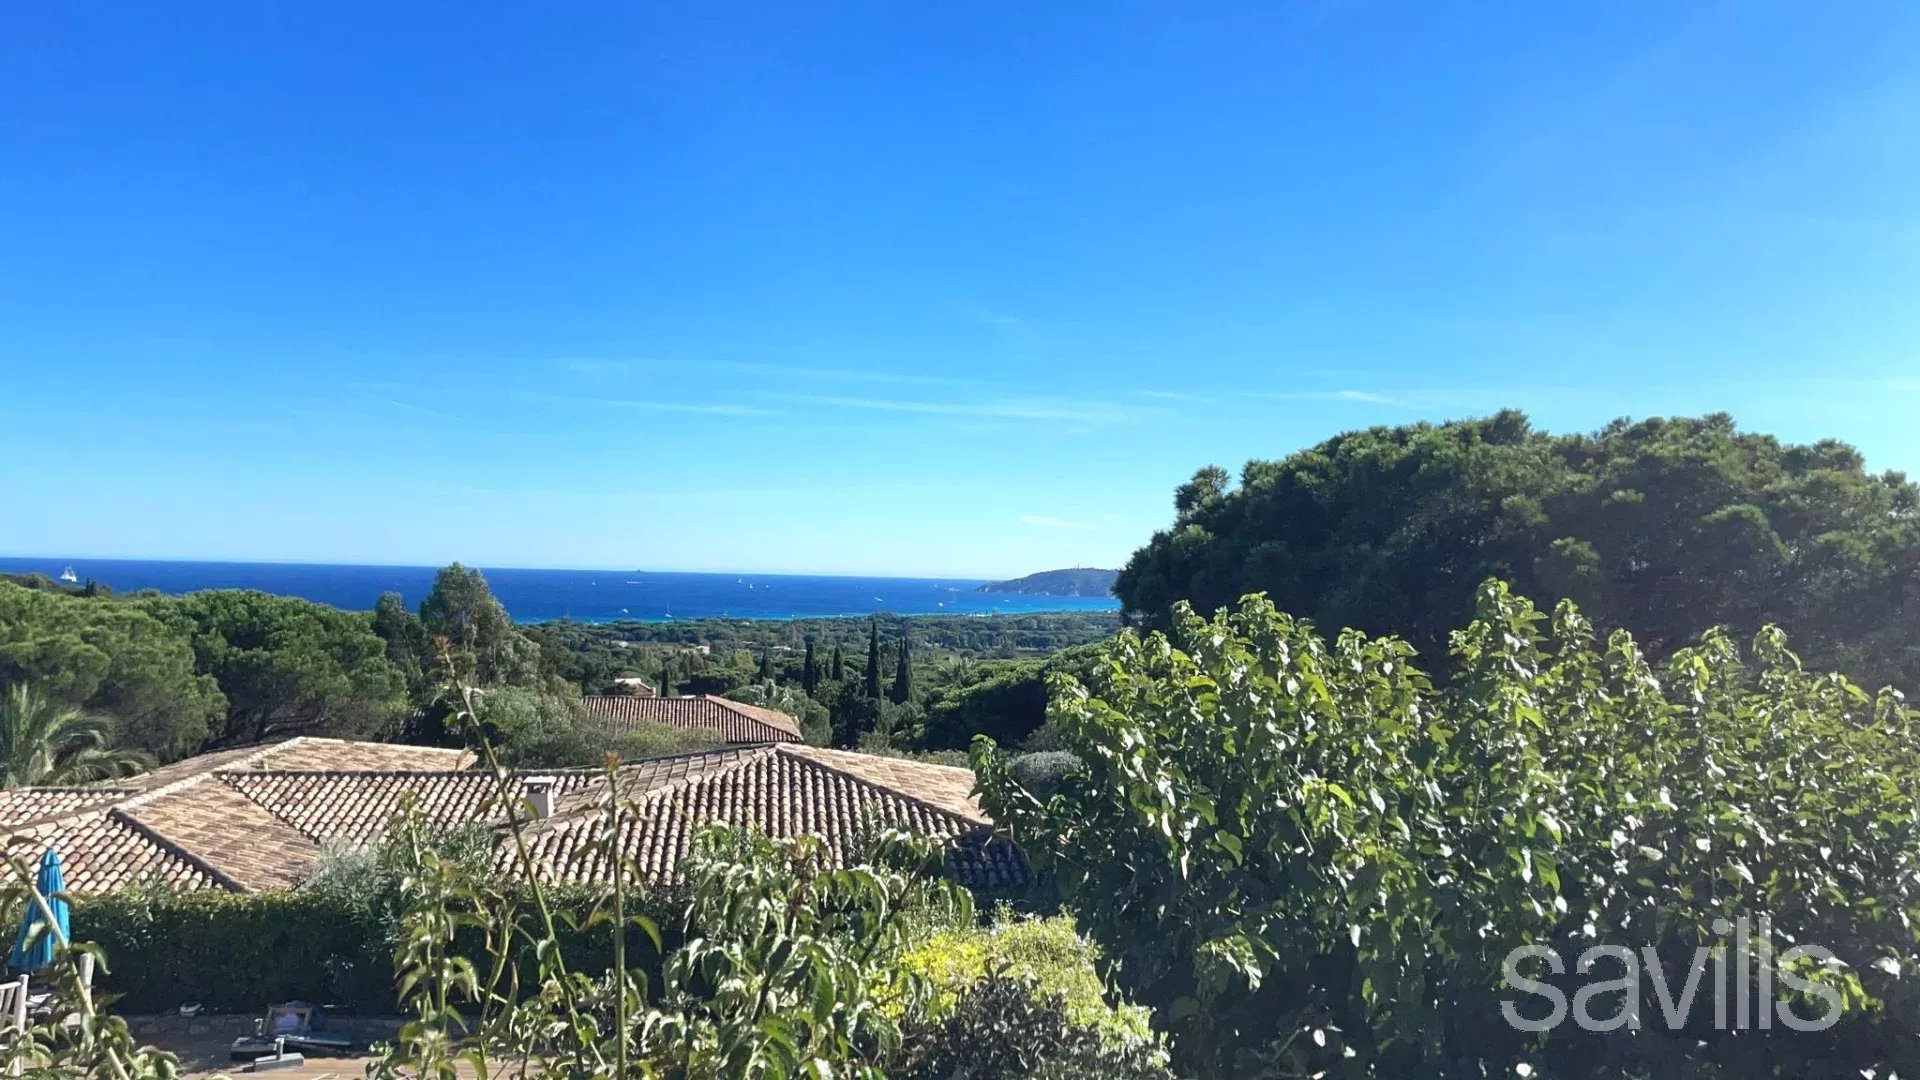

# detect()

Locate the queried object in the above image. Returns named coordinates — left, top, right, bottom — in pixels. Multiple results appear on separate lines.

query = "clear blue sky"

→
left=4, top=3, right=1918, bottom=578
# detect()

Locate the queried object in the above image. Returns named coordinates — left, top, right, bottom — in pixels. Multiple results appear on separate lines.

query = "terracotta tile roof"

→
left=117, top=737, right=471, bottom=793
left=515, top=745, right=1028, bottom=890
left=582, top=695, right=803, bottom=743
left=11, top=810, right=219, bottom=893
left=782, top=746, right=988, bottom=824
left=584, top=746, right=770, bottom=806
left=245, top=738, right=472, bottom=773
left=0, top=788, right=136, bottom=828
left=116, top=782, right=322, bottom=892
left=222, top=770, right=598, bottom=847
left=121, top=744, right=291, bottom=792
left=1, top=740, right=1028, bottom=894
left=1, top=736, right=473, bottom=893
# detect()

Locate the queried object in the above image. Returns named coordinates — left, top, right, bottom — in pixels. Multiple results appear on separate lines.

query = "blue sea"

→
left=0, top=558, right=1120, bottom=623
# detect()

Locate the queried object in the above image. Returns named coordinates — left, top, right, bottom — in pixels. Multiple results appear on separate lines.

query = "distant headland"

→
left=975, top=567, right=1118, bottom=597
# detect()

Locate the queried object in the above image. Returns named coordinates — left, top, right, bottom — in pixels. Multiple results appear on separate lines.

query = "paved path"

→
left=127, top=1013, right=480, bottom=1079
left=173, top=1046, right=485, bottom=1079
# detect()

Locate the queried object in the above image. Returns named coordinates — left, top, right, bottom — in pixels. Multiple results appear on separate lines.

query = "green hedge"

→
left=74, top=886, right=689, bottom=1015
left=67, top=874, right=1044, bottom=1016
left=75, top=890, right=390, bottom=1013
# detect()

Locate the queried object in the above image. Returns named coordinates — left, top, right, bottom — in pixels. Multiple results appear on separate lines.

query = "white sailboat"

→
left=59, top=566, right=79, bottom=584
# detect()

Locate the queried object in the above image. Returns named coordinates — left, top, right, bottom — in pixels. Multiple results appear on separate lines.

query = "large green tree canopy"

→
left=418, top=563, right=540, bottom=686
left=143, top=590, right=409, bottom=749
left=1116, top=411, right=1920, bottom=690
left=0, top=582, right=224, bottom=757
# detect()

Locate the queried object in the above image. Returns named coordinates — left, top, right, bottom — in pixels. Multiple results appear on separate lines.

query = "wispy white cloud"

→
left=554, top=358, right=645, bottom=376
left=1248, top=389, right=1411, bottom=407
left=713, top=361, right=987, bottom=389
left=788, top=394, right=1162, bottom=425
left=606, top=400, right=779, bottom=416
left=379, top=398, right=463, bottom=422
left=553, top=356, right=991, bottom=390
left=948, top=301, right=1027, bottom=328
left=341, top=386, right=463, bottom=422
left=518, top=391, right=778, bottom=417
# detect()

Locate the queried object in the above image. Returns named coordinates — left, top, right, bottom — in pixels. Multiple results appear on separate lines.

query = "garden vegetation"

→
left=5, top=413, right=1920, bottom=1078
left=976, top=581, right=1920, bottom=1077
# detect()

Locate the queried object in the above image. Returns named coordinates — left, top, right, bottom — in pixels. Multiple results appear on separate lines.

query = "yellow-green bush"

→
left=896, top=909, right=1155, bottom=1047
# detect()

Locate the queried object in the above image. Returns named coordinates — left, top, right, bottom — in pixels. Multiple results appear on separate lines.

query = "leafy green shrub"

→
left=1006, top=750, right=1082, bottom=799
left=977, top=581, right=1920, bottom=1079
left=899, top=969, right=1174, bottom=1080
left=641, top=828, right=974, bottom=1075
left=372, top=820, right=976, bottom=1077
left=856, top=700, right=927, bottom=753
left=896, top=911, right=1157, bottom=1050
left=303, top=818, right=496, bottom=947
left=1016, top=716, right=1072, bottom=751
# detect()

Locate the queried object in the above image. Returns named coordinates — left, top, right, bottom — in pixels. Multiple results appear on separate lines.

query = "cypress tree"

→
left=660, top=658, right=673, bottom=698
left=864, top=619, right=882, bottom=698
left=758, top=646, right=773, bottom=680
left=890, top=632, right=912, bottom=705
left=831, top=644, right=845, bottom=682
left=802, top=638, right=819, bottom=695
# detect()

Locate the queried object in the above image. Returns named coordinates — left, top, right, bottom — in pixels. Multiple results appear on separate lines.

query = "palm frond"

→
left=0, top=682, right=149, bottom=788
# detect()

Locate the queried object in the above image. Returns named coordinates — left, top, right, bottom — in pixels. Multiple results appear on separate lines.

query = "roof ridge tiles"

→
left=770, top=745, right=991, bottom=831
left=702, top=697, right=804, bottom=737
left=5, top=785, right=140, bottom=794
left=526, top=746, right=777, bottom=831
left=215, top=767, right=571, bottom=778
left=581, top=694, right=804, bottom=742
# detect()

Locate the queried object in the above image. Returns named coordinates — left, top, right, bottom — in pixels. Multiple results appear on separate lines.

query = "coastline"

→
left=0, top=557, right=1121, bottom=623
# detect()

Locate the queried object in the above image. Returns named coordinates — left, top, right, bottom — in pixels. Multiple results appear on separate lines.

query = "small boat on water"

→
left=59, top=566, right=79, bottom=584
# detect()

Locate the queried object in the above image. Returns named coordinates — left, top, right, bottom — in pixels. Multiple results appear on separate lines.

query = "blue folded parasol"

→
left=9, top=847, right=69, bottom=972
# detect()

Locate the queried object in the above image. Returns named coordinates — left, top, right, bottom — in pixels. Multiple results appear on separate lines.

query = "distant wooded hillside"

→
left=975, top=568, right=1118, bottom=597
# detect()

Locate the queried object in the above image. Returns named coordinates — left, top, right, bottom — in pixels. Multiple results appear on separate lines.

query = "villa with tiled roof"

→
left=0, top=737, right=1026, bottom=894
left=581, top=693, right=804, bottom=743
left=0, top=738, right=472, bottom=892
